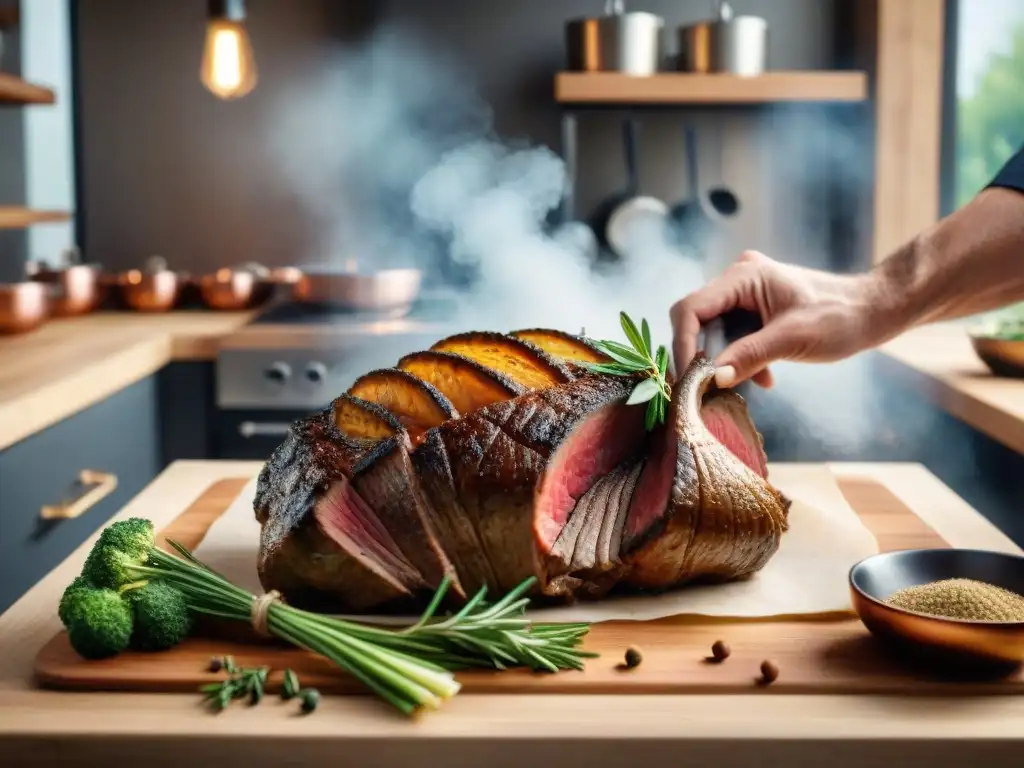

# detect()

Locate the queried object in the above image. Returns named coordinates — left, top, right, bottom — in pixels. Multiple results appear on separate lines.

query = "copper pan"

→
left=29, top=263, right=105, bottom=316
left=0, top=281, right=51, bottom=334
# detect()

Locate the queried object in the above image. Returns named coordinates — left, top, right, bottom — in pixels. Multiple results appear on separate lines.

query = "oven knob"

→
left=305, top=362, right=328, bottom=384
left=264, top=362, right=291, bottom=384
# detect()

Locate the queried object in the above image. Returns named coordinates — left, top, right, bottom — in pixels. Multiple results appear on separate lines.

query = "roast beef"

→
left=622, top=354, right=790, bottom=589
left=253, top=413, right=426, bottom=610
left=415, top=373, right=645, bottom=595
left=255, top=328, right=791, bottom=614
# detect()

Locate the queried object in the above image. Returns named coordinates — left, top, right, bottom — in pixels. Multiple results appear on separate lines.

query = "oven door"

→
left=215, top=408, right=312, bottom=461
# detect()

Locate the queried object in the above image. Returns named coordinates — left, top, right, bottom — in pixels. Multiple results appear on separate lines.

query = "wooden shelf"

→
left=0, top=73, right=56, bottom=105
left=0, top=207, right=72, bottom=229
left=555, top=71, right=868, bottom=105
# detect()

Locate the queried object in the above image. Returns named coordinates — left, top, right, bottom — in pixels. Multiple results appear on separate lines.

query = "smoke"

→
left=263, top=24, right=936, bottom=459
left=264, top=25, right=707, bottom=346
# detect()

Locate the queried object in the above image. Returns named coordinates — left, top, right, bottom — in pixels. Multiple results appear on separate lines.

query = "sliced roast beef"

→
left=700, top=389, right=768, bottom=477
left=350, top=434, right=464, bottom=599
left=254, top=412, right=426, bottom=611
left=621, top=354, right=790, bottom=589
left=414, top=373, right=645, bottom=595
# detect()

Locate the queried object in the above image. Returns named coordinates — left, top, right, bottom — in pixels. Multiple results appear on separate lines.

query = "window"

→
left=950, top=0, right=1024, bottom=210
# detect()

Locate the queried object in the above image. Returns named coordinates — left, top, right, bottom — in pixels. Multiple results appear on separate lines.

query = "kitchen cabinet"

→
left=0, top=376, right=160, bottom=614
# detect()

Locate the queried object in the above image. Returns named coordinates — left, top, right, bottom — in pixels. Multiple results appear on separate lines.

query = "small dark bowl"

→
left=969, top=334, right=1024, bottom=378
left=849, top=549, right=1024, bottom=677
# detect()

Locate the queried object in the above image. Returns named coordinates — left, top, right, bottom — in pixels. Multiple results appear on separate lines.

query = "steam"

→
left=263, top=24, right=933, bottom=458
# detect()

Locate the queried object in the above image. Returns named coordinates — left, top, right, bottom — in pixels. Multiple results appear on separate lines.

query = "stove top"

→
left=251, top=292, right=461, bottom=327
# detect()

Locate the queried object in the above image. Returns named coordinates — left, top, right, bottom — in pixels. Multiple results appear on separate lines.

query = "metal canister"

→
left=565, top=0, right=665, bottom=76
left=678, top=1, right=768, bottom=76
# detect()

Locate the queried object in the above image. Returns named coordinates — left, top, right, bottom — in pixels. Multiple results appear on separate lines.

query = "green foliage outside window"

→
left=956, top=23, right=1024, bottom=208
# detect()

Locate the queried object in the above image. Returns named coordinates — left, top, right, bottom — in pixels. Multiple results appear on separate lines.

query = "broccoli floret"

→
left=83, top=544, right=147, bottom=590
left=64, top=587, right=133, bottom=660
left=58, top=575, right=94, bottom=628
left=96, top=517, right=155, bottom=559
left=124, top=582, right=191, bottom=651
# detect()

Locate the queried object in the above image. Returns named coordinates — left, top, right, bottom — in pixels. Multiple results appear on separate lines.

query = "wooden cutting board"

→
left=34, top=476, right=1024, bottom=696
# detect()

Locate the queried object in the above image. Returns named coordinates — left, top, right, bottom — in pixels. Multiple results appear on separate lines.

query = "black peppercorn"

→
left=760, top=659, right=779, bottom=684
left=623, top=646, right=643, bottom=668
left=711, top=640, right=731, bottom=662
left=207, top=657, right=223, bottom=673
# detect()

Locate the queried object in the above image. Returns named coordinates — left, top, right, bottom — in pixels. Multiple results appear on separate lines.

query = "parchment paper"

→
left=192, top=465, right=878, bottom=623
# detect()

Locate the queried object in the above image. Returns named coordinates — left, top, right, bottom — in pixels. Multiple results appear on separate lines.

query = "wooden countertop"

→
left=0, top=460, right=1021, bottom=766
left=0, top=311, right=255, bottom=451
left=877, top=321, right=1024, bottom=454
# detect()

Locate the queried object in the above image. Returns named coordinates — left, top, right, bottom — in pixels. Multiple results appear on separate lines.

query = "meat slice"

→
left=331, top=393, right=402, bottom=440
left=414, top=373, right=645, bottom=596
left=700, top=389, right=768, bottom=477
left=429, top=332, right=574, bottom=389
left=349, top=369, right=458, bottom=445
left=398, top=351, right=525, bottom=414
left=622, top=354, right=790, bottom=589
left=510, top=328, right=612, bottom=364
left=350, top=433, right=464, bottom=599
left=254, top=412, right=426, bottom=611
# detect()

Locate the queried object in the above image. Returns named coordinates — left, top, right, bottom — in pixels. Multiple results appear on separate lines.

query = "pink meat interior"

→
left=622, top=394, right=767, bottom=547
left=701, top=400, right=766, bottom=477
left=623, top=416, right=677, bottom=544
left=534, top=402, right=645, bottom=551
left=316, top=479, right=412, bottom=573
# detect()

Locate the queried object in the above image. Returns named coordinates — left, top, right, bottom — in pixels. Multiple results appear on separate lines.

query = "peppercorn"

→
left=207, top=657, right=223, bottom=673
left=623, top=646, right=643, bottom=669
left=300, top=688, right=320, bottom=714
left=710, top=640, right=731, bottom=662
left=760, top=659, right=779, bottom=684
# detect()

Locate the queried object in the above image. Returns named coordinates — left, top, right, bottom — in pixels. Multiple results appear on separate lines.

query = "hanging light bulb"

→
left=200, top=0, right=257, bottom=100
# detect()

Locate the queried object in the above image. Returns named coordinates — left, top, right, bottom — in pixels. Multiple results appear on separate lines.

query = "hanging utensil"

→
left=669, top=122, right=740, bottom=252
left=602, top=118, right=670, bottom=259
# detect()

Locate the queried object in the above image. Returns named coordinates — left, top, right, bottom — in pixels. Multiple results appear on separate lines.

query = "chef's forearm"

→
left=861, top=163, right=1024, bottom=342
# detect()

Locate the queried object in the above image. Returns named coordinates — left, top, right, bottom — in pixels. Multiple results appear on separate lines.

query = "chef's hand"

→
left=670, top=250, right=878, bottom=389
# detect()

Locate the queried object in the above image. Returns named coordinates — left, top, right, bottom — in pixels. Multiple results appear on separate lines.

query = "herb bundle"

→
left=67, top=519, right=596, bottom=716
left=584, top=311, right=671, bottom=430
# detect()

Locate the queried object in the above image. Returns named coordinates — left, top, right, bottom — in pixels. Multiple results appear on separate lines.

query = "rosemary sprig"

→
left=130, top=541, right=595, bottom=716
left=583, top=312, right=671, bottom=430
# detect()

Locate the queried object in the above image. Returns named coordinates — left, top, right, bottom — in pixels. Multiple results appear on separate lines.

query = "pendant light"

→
left=200, top=0, right=258, bottom=100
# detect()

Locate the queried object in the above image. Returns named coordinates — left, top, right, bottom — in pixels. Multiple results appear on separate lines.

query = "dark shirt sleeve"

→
left=987, top=145, right=1024, bottom=193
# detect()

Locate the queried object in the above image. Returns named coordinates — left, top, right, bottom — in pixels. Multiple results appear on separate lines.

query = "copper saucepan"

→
left=0, top=281, right=51, bottom=334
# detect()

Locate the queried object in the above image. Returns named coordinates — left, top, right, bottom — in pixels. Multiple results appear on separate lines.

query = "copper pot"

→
left=30, top=264, right=104, bottom=316
left=117, top=268, right=181, bottom=312
left=197, top=268, right=257, bottom=311
left=0, top=281, right=51, bottom=334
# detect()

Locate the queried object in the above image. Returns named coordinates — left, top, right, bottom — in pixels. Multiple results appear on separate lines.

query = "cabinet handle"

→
left=40, top=470, right=119, bottom=521
left=238, top=421, right=293, bottom=438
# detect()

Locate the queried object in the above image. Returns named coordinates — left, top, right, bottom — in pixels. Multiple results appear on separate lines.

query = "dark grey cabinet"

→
left=0, top=376, right=161, bottom=615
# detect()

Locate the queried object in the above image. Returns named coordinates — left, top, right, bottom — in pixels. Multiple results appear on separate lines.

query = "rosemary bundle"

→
left=129, top=539, right=595, bottom=715
left=584, top=312, right=671, bottom=429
